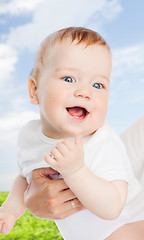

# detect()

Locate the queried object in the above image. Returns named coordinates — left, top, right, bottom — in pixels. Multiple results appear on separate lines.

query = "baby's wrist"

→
left=63, top=165, right=86, bottom=179
left=1, top=204, right=21, bottom=219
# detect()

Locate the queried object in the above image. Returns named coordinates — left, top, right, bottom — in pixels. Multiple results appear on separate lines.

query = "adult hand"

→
left=24, top=167, right=84, bottom=220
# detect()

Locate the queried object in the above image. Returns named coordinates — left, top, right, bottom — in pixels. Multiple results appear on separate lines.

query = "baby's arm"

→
left=45, top=137, right=128, bottom=220
left=0, top=175, right=28, bottom=235
left=64, top=168, right=128, bottom=220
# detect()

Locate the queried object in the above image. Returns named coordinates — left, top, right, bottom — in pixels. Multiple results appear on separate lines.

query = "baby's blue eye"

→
left=92, top=83, right=103, bottom=89
left=63, top=77, right=75, bottom=83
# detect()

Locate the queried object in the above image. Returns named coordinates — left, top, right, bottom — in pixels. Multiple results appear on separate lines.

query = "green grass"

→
left=0, top=192, right=63, bottom=240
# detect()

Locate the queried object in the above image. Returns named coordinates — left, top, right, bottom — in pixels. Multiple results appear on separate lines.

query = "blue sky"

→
left=0, top=0, right=144, bottom=191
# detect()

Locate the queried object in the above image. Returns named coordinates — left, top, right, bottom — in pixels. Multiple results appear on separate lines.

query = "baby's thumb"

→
left=0, top=216, right=15, bottom=235
left=1, top=222, right=11, bottom=235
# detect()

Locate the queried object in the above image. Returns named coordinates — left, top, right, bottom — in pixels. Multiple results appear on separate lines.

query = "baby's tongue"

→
left=68, top=107, right=83, bottom=117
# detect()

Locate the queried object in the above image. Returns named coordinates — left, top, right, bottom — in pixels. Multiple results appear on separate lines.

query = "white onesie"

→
left=17, top=120, right=144, bottom=240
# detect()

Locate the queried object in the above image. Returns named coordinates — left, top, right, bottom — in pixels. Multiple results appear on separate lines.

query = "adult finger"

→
left=58, top=188, right=76, bottom=202
left=32, top=167, right=59, bottom=181
left=63, top=198, right=84, bottom=212
left=57, top=201, right=85, bottom=219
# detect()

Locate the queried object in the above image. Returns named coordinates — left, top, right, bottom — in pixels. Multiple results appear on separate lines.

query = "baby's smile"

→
left=66, top=106, right=89, bottom=122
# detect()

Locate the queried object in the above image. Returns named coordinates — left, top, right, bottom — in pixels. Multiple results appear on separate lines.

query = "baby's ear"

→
left=28, top=77, right=39, bottom=105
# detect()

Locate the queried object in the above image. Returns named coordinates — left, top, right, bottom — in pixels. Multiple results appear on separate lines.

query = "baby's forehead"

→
left=41, top=39, right=110, bottom=61
left=38, top=40, right=112, bottom=75
left=33, top=27, right=111, bottom=80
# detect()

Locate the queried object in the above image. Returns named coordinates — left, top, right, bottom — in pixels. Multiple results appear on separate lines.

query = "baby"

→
left=0, top=27, right=144, bottom=240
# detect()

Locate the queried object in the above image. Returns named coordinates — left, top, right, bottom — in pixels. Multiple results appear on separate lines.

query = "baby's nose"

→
left=74, top=87, right=91, bottom=99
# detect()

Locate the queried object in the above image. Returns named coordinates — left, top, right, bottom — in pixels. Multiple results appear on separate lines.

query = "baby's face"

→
left=36, top=41, right=112, bottom=139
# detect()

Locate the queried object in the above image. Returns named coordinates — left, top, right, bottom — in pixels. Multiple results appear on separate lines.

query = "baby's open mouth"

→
left=66, top=106, right=89, bottom=121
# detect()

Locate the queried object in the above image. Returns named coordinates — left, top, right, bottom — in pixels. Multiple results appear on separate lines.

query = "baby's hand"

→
left=0, top=206, right=17, bottom=235
left=45, top=136, right=84, bottom=177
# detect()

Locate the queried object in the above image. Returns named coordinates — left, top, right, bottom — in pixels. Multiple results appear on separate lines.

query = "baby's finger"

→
left=0, top=209, right=17, bottom=235
left=51, top=146, right=63, bottom=159
left=0, top=220, right=12, bottom=235
left=45, top=155, right=57, bottom=168
left=1, top=222, right=9, bottom=235
left=55, top=142, right=69, bottom=156
left=0, top=220, right=3, bottom=234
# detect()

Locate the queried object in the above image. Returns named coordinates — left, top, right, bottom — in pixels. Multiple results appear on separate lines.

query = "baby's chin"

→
left=45, top=125, right=98, bottom=139
left=63, top=129, right=97, bottom=138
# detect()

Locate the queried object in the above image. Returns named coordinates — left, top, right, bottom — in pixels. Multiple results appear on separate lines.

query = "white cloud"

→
left=5, top=0, right=122, bottom=52
left=101, top=0, right=122, bottom=20
left=84, top=0, right=122, bottom=31
left=0, top=0, right=44, bottom=15
left=140, top=78, right=144, bottom=83
left=0, top=111, right=39, bottom=132
left=112, top=44, right=144, bottom=77
left=10, top=96, right=28, bottom=110
left=110, top=44, right=144, bottom=104
left=0, top=44, right=18, bottom=88
left=0, top=111, right=39, bottom=148
left=0, top=19, right=6, bottom=24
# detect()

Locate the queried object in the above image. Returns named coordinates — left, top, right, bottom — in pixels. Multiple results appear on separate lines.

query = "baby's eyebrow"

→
left=55, top=67, right=80, bottom=73
left=90, top=74, right=110, bottom=82
left=55, top=68, right=110, bottom=82
left=99, top=75, right=110, bottom=82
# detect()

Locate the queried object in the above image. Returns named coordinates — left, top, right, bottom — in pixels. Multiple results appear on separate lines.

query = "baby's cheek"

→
left=99, top=97, right=108, bottom=116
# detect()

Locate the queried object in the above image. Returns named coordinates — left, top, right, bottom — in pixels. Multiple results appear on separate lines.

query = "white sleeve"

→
left=120, top=115, right=144, bottom=184
left=16, top=120, right=55, bottom=183
left=16, top=120, right=40, bottom=178
left=97, top=138, right=132, bottom=182
left=88, top=132, right=133, bottom=182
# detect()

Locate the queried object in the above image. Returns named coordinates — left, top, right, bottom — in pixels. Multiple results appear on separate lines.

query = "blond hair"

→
left=32, top=27, right=110, bottom=80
